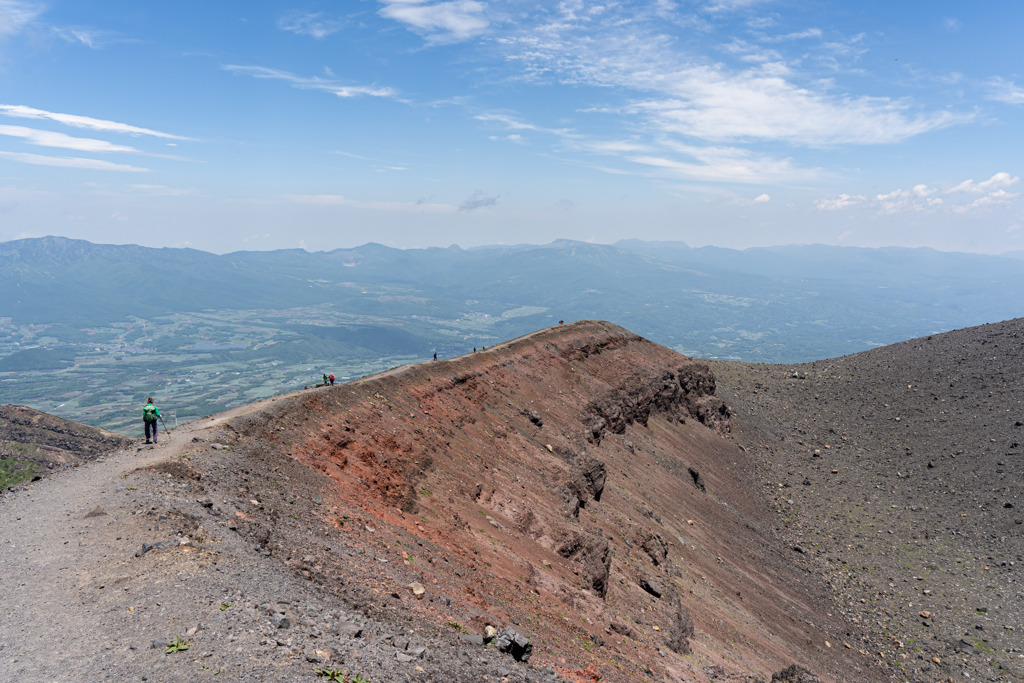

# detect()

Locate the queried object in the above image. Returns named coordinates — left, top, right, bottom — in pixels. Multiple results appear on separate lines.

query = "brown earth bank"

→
left=2, top=321, right=889, bottom=682
left=708, top=317, right=1024, bottom=683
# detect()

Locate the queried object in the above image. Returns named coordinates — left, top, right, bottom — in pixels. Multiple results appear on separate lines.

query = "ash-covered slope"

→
left=0, top=404, right=132, bottom=487
left=709, top=317, right=1024, bottom=682
left=221, top=320, right=882, bottom=682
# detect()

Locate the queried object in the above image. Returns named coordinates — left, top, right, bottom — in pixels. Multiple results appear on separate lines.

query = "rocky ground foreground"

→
left=4, top=318, right=1018, bottom=682
left=709, top=316, right=1023, bottom=682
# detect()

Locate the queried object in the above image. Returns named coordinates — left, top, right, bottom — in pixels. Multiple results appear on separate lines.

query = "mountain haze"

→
left=4, top=235, right=1024, bottom=433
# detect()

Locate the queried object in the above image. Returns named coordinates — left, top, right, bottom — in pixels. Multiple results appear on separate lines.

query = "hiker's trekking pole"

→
left=158, top=414, right=170, bottom=441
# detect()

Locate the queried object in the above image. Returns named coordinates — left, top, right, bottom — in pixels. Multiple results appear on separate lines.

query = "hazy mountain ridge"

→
left=4, top=235, right=1024, bottom=432
left=4, top=235, right=1024, bottom=359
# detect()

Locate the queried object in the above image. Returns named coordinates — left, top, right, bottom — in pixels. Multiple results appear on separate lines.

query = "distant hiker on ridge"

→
left=433, top=352, right=437, bottom=361
left=322, top=373, right=328, bottom=385
left=329, top=373, right=335, bottom=386
left=142, top=397, right=160, bottom=444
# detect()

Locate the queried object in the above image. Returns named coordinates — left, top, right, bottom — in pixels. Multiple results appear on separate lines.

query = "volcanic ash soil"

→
left=709, top=316, right=1024, bottom=683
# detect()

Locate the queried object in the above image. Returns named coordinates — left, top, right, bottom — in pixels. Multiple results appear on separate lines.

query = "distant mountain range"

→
left=3, top=235, right=1024, bottom=363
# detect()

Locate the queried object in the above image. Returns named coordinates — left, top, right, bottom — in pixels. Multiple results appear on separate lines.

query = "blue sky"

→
left=0, top=0, right=1022, bottom=254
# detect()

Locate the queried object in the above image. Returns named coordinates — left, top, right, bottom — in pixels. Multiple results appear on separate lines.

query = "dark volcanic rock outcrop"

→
left=1, top=404, right=131, bottom=486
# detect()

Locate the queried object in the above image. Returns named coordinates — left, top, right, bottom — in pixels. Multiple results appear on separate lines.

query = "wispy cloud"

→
left=284, top=193, right=456, bottom=213
left=223, top=65, right=399, bottom=99
left=475, top=112, right=573, bottom=137
left=947, top=172, right=1019, bottom=194
left=0, top=124, right=143, bottom=153
left=0, top=0, right=40, bottom=38
left=506, top=8, right=958, bottom=147
left=986, top=77, right=1024, bottom=105
left=481, top=2, right=968, bottom=185
left=277, top=11, right=344, bottom=39
left=0, top=150, right=148, bottom=171
left=378, top=0, right=488, bottom=45
left=52, top=26, right=123, bottom=48
left=0, top=104, right=189, bottom=140
left=459, top=189, right=497, bottom=211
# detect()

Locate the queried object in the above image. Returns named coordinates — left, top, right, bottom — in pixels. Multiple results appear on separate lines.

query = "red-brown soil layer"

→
left=222, top=321, right=882, bottom=681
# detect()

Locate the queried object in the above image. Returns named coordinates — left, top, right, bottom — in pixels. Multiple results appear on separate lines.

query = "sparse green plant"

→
left=165, top=636, right=190, bottom=654
left=219, top=602, right=234, bottom=611
left=447, top=620, right=469, bottom=634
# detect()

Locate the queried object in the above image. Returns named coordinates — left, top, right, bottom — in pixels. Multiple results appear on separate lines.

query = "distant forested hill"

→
left=3, top=235, right=1024, bottom=363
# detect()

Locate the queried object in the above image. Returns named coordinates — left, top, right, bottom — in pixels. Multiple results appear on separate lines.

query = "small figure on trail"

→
left=322, top=373, right=328, bottom=385
left=433, top=352, right=438, bottom=361
left=473, top=347, right=476, bottom=353
left=559, top=320, right=564, bottom=324
left=329, top=373, right=335, bottom=386
left=142, top=397, right=160, bottom=444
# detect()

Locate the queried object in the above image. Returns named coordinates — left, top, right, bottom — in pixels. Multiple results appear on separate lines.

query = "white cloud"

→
left=874, top=186, right=943, bottom=214
left=0, top=150, right=148, bottom=171
left=283, top=193, right=456, bottom=213
left=378, top=0, right=488, bottom=45
left=629, top=140, right=816, bottom=184
left=624, top=67, right=963, bottom=146
left=0, top=124, right=143, bottom=153
left=0, top=0, right=40, bottom=38
left=500, top=6, right=966, bottom=151
left=950, top=189, right=1019, bottom=214
left=817, top=174, right=1021, bottom=215
left=223, top=65, right=399, bottom=99
left=986, top=77, right=1024, bottom=105
left=946, top=171, right=1019, bottom=194
left=0, top=104, right=189, bottom=140
left=277, top=12, right=344, bottom=39
left=753, top=193, right=770, bottom=203
left=814, top=193, right=865, bottom=211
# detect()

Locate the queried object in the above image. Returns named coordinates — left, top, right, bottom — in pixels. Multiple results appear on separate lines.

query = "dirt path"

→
left=0, top=405, right=335, bottom=682
left=0, top=372, right=570, bottom=683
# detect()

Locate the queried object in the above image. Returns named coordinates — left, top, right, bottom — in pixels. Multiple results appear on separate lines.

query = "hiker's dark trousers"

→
left=145, top=420, right=158, bottom=442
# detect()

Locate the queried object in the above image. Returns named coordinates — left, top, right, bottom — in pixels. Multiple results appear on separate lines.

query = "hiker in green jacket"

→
left=143, top=397, right=160, bottom=444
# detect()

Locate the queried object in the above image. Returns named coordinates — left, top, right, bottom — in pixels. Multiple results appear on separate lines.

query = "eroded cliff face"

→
left=228, top=322, right=880, bottom=682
